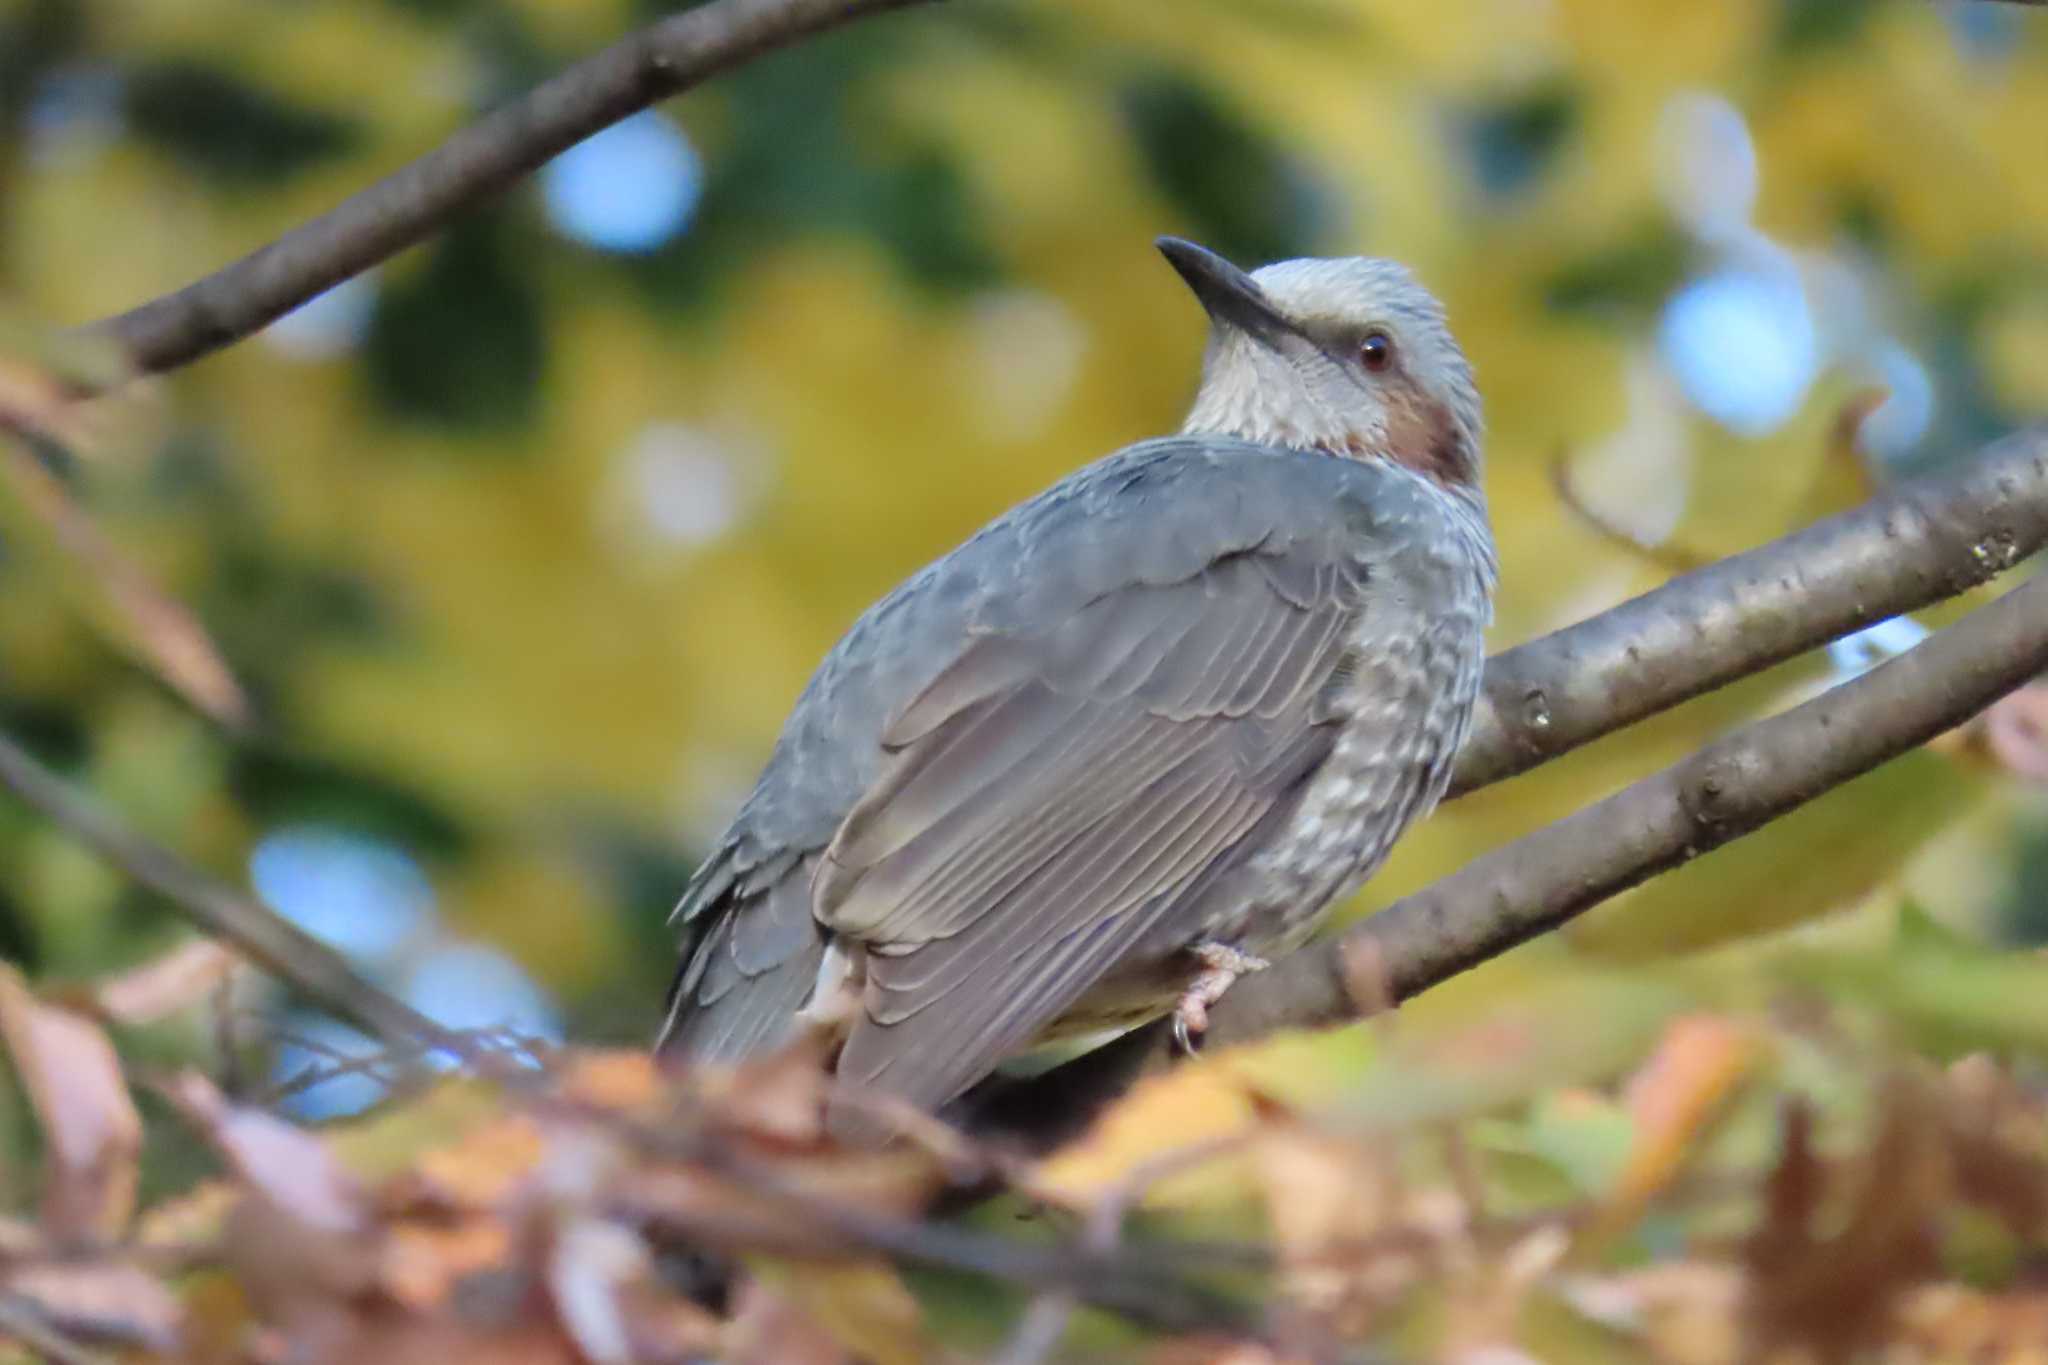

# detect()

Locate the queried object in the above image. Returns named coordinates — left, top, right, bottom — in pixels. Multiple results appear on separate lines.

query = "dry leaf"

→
left=0, top=442, right=249, bottom=726
left=0, top=323, right=128, bottom=448
left=380, top=1217, right=514, bottom=1311
left=547, top=1217, right=648, bottom=1365
left=4, top=1257, right=182, bottom=1351
left=163, top=1071, right=365, bottom=1236
left=160, top=1069, right=382, bottom=1319
left=1745, top=1079, right=1946, bottom=1360
left=1147, top=1341, right=1306, bottom=1365
left=750, top=1259, right=935, bottom=1365
left=614, top=1283, right=722, bottom=1364
left=1897, top=1284, right=2048, bottom=1361
left=0, top=965, right=142, bottom=1242
left=1254, top=1123, right=1426, bottom=1338
left=557, top=1051, right=662, bottom=1115
left=1035, top=1065, right=1258, bottom=1209
left=699, top=1032, right=835, bottom=1145
left=723, top=1278, right=850, bottom=1365
left=90, top=939, right=242, bottom=1025
left=1561, top=1263, right=1742, bottom=1365
left=1582, top=1014, right=1755, bottom=1252
left=1982, top=681, right=2048, bottom=783
left=401, top=1115, right=547, bottom=1212
left=1937, top=1056, right=2048, bottom=1238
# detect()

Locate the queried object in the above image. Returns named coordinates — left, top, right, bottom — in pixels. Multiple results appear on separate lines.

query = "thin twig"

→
left=0, top=731, right=487, bottom=1066
left=72, top=0, right=937, bottom=380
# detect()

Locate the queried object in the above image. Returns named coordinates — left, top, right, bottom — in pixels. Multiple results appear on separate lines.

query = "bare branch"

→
left=1204, top=569, right=2048, bottom=1048
left=72, top=0, right=937, bottom=380
left=969, top=431, right=2048, bottom=1143
left=0, top=731, right=485, bottom=1065
left=1453, top=428, right=2048, bottom=797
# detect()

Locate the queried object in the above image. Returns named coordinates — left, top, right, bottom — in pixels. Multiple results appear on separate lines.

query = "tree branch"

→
left=0, top=731, right=486, bottom=1064
left=1452, top=427, right=2048, bottom=796
left=1206, top=569, right=2048, bottom=1048
left=965, top=429, right=2048, bottom=1145
left=72, top=0, right=936, bottom=380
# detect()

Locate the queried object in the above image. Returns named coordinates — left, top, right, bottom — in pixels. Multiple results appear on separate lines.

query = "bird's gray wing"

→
left=818, top=539, right=1368, bottom=1113
left=661, top=439, right=1450, bottom=1080
left=660, top=846, right=825, bottom=1063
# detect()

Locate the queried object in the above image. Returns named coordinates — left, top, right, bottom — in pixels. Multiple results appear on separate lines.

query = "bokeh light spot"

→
left=542, top=112, right=701, bottom=253
left=249, top=825, right=433, bottom=965
left=1660, top=265, right=1818, bottom=436
left=263, top=273, right=378, bottom=360
left=402, top=942, right=561, bottom=1042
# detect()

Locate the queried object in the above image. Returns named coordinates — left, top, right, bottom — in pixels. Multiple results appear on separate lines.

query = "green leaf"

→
left=123, top=60, right=360, bottom=187
left=1459, top=81, right=1580, bottom=198
left=1543, top=219, right=1691, bottom=322
left=1773, top=0, right=1876, bottom=57
left=1331, top=972, right=1690, bottom=1129
left=1791, top=904, right=2048, bottom=1060
left=1120, top=69, right=1337, bottom=265
left=0, top=0, right=85, bottom=125
left=364, top=214, right=547, bottom=432
left=228, top=745, right=472, bottom=860
left=619, top=26, right=1001, bottom=309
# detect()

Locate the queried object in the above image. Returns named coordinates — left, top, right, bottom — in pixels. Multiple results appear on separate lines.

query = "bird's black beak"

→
left=1156, top=236, right=1294, bottom=346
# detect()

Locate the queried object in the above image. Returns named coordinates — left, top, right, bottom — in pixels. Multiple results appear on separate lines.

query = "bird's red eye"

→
left=1358, top=332, right=1394, bottom=372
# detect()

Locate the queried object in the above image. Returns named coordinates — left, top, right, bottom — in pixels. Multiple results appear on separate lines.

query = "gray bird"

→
left=658, top=238, right=1496, bottom=1131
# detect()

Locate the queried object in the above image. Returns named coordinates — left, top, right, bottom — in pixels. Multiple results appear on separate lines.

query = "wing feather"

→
left=660, top=858, right=826, bottom=1064
left=817, top=542, right=1366, bottom=1119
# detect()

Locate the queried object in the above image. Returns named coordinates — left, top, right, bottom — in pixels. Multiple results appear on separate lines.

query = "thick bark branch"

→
left=1209, top=569, right=2048, bottom=1046
left=73, top=0, right=935, bottom=379
left=966, top=430, right=2048, bottom=1144
left=0, top=731, right=485, bottom=1062
left=1452, top=427, right=2048, bottom=796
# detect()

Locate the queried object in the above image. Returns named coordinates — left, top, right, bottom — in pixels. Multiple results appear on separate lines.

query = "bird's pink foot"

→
left=1172, top=943, right=1270, bottom=1054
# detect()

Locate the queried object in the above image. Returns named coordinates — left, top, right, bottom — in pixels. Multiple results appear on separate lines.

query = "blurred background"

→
left=1, top=0, right=2046, bottom=1140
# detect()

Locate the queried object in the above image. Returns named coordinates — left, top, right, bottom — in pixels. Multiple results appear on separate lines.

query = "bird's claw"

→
left=1171, top=943, right=1267, bottom=1056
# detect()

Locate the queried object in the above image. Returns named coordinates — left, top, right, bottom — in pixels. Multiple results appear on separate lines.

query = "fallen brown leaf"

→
left=546, top=1217, right=648, bottom=1365
left=163, top=1071, right=365, bottom=1237
left=133, top=1179, right=236, bottom=1259
left=380, top=1216, right=515, bottom=1312
left=557, top=1051, right=662, bottom=1116
left=748, top=1260, right=935, bottom=1365
left=399, top=1115, right=547, bottom=1213
left=723, top=1277, right=850, bottom=1365
left=87, top=939, right=242, bottom=1026
left=1982, top=680, right=2048, bottom=783
left=0, top=441, right=249, bottom=726
left=1255, top=1122, right=1421, bottom=1339
left=1745, top=1077, right=1946, bottom=1361
left=1581, top=1013, right=1756, bottom=1254
left=698, top=1032, right=836, bottom=1146
left=3, top=1257, right=182, bottom=1352
left=0, top=966, right=142, bottom=1243
left=160, top=1070, right=383, bottom=1323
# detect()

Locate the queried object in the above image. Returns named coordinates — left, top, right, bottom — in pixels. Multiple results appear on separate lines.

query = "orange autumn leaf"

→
left=1582, top=1014, right=1756, bottom=1252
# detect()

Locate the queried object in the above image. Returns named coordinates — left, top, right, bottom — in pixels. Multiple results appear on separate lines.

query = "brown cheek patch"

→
left=1381, top=381, right=1475, bottom=487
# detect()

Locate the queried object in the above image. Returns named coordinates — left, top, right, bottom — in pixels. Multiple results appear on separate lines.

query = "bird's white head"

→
left=1161, top=237, right=1483, bottom=494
